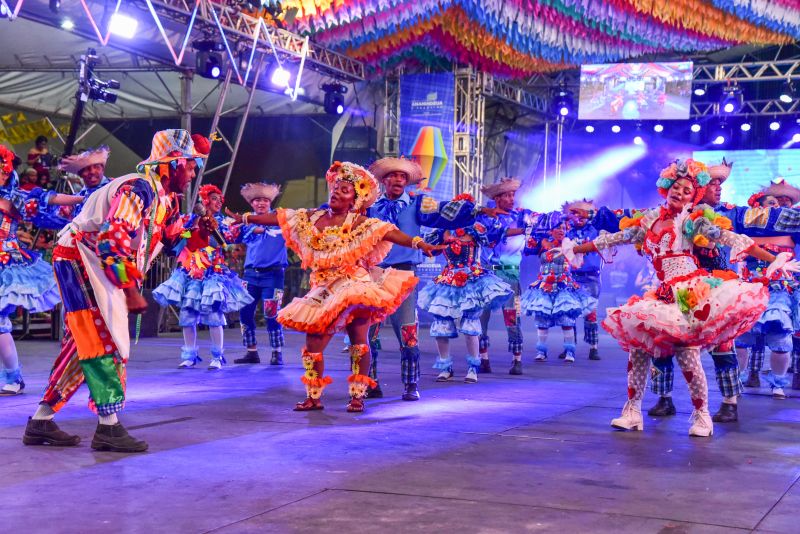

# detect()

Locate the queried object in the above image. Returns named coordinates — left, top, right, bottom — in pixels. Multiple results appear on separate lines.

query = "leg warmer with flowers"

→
left=348, top=344, right=376, bottom=401
left=300, top=348, right=332, bottom=400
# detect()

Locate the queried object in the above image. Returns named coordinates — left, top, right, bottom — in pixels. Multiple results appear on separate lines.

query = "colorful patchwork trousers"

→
left=40, top=247, right=127, bottom=415
left=479, top=267, right=523, bottom=355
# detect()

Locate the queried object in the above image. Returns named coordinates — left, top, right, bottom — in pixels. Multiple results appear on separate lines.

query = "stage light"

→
left=712, top=135, right=726, bottom=145
left=740, top=122, right=752, bottom=132
left=693, top=86, right=706, bottom=97
left=109, top=13, right=138, bottom=38
left=551, top=87, right=573, bottom=118
left=270, top=66, right=290, bottom=87
left=322, top=82, right=348, bottom=115
left=196, top=52, right=223, bottom=79
left=585, top=125, right=594, bottom=133
left=779, top=80, right=795, bottom=104
left=793, top=133, right=800, bottom=143
left=49, top=0, right=60, bottom=14
left=720, top=84, right=743, bottom=114
left=611, top=124, right=621, bottom=133
left=653, top=124, right=664, bottom=133
left=60, top=18, right=74, bottom=31
left=770, top=120, right=781, bottom=131
left=0, top=3, right=8, bottom=17
left=690, top=123, right=701, bottom=133
left=633, top=136, right=644, bottom=145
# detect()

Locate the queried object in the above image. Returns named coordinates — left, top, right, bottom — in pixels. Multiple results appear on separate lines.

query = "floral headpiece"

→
left=747, top=191, right=768, bottom=208
left=656, top=158, right=712, bottom=206
left=0, top=145, right=15, bottom=176
left=325, top=161, right=380, bottom=212
left=199, top=184, right=223, bottom=204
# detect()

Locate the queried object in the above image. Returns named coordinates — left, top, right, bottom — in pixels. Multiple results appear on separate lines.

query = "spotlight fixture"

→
left=720, top=83, right=743, bottom=114
left=60, top=18, right=75, bottom=31
left=633, top=136, right=644, bottom=145
left=653, top=123, right=664, bottom=133
left=690, top=123, right=701, bottom=133
left=193, top=39, right=226, bottom=80
left=585, top=125, right=594, bottom=133
left=270, top=66, right=291, bottom=87
left=49, top=0, right=60, bottom=14
left=770, top=120, right=781, bottom=131
left=108, top=13, right=138, bottom=38
left=693, top=86, right=706, bottom=97
left=712, top=135, right=725, bottom=145
left=551, top=87, right=574, bottom=118
left=322, top=82, right=347, bottom=115
left=611, top=124, right=621, bottom=133
left=0, top=3, right=8, bottom=18
left=779, top=80, right=795, bottom=104
left=740, top=122, right=752, bottom=132
left=793, top=133, right=800, bottom=143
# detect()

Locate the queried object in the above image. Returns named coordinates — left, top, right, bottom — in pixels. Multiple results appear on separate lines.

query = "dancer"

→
left=366, top=157, right=499, bottom=401
left=230, top=182, right=287, bottom=366
left=562, top=158, right=796, bottom=437
left=23, top=129, right=208, bottom=452
left=521, top=224, right=595, bottom=365
left=59, top=145, right=112, bottom=217
left=227, top=161, right=440, bottom=412
left=153, top=184, right=253, bottom=370
left=418, top=210, right=513, bottom=384
left=476, top=177, right=529, bottom=374
left=0, top=146, right=63, bottom=396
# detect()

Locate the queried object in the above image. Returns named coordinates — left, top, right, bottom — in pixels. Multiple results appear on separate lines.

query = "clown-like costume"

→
left=0, top=146, right=61, bottom=396
left=229, top=183, right=287, bottom=366
left=366, top=157, right=487, bottom=401
left=418, top=218, right=513, bottom=383
left=153, top=184, right=253, bottom=370
left=23, top=130, right=208, bottom=452
left=563, top=158, right=796, bottom=437
left=520, top=226, right=595, bottom=363
left=233, top=161, right=436, bottom=412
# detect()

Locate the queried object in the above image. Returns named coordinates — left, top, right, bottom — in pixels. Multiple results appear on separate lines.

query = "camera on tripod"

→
left=80, top=48, right=120, bottom=104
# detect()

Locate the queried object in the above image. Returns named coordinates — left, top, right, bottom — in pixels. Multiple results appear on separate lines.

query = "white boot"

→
left=688, top=409, right=714, bottom=437
left=611, top=400, right=643, bottom=431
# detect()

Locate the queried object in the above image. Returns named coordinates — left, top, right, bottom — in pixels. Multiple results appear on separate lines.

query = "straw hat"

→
left=59, top=145, right=110, bottom=174
left=480, top=177, right=521, bottom=199
left=762, top=178, right=800, bottom=205
left=707, top=158, right=733, bottom=183
left=137, top=129, right=208, bottom=172
left=241, top=182, right=281, bottom=203
left=369, top=157, right=423, bottom=186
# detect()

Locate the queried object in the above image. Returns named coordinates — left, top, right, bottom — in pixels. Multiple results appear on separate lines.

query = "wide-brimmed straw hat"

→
left=59, top=145, right=110, bottom=175
left=762, top=178, right=800, bottom=205
left=708, top=158, right=733, bottom=183
left=481, top=177, right=521, bottom=199
left=369, top=157, right=423, bottom=186
left=241, top=182, right=281, bottom=203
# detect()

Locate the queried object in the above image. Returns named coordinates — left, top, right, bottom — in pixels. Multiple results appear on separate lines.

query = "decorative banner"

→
left=400, top=73, right=455, bottom=201
left=0, top=117, right=67, bottom=146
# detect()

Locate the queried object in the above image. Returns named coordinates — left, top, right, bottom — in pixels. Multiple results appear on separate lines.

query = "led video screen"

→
left=579, top=61, right=693, bottom=121
left=693, top=148, right=800, bottom=205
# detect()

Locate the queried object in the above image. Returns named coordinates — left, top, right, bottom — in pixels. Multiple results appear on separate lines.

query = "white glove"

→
left=765, top=252, right=798, bottom=279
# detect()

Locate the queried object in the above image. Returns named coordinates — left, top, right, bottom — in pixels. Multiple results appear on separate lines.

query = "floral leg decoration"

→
left=294, top=348, right=331, bottom=411
left=347, top=344, right=376, bottom=413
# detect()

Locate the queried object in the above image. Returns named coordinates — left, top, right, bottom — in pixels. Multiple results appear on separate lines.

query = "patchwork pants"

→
left=479, top=267, right=523, bottom=355
left=573, top=272, right=600, bottom=346
left=368, top=263, right=420, bottom=385
left=239, top=268, right=285, bottom=350
left=41, top=247, right=126, bottom=416
left=650, top=350, right=742, bottom=399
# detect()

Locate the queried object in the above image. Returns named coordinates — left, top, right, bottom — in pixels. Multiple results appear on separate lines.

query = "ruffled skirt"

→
left=278, top=267, right=418, bottom=335
left=153, top=268, right=254, bottom=314
left=0, top=253, right=60, bottom=314
left=521, top=285, right=596, bottom=327
left=752, top=287, right=795, bottom=335
left=602, top=275, right=768, bottom=357
left=417, top=272, right=512, bottom=320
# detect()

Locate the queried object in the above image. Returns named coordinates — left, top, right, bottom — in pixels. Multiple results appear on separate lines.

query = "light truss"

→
left=479, top=73, right=548, bottom=115
left=693, top=60, right=800, bottom=83
left=692, top=99, right=800, bottom=117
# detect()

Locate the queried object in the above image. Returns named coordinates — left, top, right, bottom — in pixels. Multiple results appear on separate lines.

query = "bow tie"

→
left=373, top=197, right=408, bottom=222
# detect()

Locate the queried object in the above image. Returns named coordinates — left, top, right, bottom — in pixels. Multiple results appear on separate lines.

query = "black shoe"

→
left=793, top=372, right=800, bottom=391
left=744, top=372, right=761, bottom=388
left=270, top=351, right=283, bottom=366
left=588, top=348, right=600, bottom=361
left=234, top=351, right=260, bottom=364
left=509, top=360, right=523, bottom=375
left=402, top=383, right=420, bottom=401
left=558, top=351, right=566, bottom=360
left=479, top=359, right=492, bottom=373
left=23, top=417, right=81, bottom=447
left=712, top=403, right=738, bottom=423
left=647, top=396, right=676, bottom=417
left=91, top=423, right=148, bottom=453
left=365, top=384, right=383, bottom=399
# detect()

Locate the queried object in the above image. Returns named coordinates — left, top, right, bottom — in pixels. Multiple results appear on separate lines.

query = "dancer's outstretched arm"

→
left=384, top=229, right=445, bottom=257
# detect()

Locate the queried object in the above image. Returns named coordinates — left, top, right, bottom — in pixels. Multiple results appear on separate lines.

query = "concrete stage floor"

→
left=2, top=322, right=800, bottom=533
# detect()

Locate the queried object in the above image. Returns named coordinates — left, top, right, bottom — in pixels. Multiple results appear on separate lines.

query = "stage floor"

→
left=2, top=322, right=799, bottom=533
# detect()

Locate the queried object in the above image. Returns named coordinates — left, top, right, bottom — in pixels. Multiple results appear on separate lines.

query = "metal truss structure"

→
left=693, top=59, right=800, bottom=84
left=382, top=73, right=400, bottom=158
left=453, top=68, right=485, bottom=200
left=692, top=99, right=800, bottom=117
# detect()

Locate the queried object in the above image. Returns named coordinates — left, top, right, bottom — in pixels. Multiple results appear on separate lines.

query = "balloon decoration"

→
left=411, top=126, right=449, bottom=190
left=282, top=0, right=798, bottom=77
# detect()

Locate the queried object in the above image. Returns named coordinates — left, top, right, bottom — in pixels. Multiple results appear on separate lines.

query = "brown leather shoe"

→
left=743, top=372, right=761, bottom=388
left=294, top=397, right=324, bottom=411
left=23, top=417, right=81, bottom=447
left=711, top=402, right=738, bottom=423
left=647, top=396, right=676, bottom=417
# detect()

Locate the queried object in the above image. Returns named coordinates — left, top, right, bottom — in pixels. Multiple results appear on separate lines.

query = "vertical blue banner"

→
left=400, top=73, right=455, bottom=201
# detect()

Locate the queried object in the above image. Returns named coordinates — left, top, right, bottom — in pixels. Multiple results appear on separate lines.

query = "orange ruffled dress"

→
left=276, top=208, right=418, bottom=334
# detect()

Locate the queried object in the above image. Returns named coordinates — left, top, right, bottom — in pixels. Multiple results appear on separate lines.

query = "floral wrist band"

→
left=411, top=236, right=423, bottom=249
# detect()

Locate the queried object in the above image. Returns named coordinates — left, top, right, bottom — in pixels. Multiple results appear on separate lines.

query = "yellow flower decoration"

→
left=713, top=216, right=732, bottom=231
left=693, top=234, right=710, bottom=248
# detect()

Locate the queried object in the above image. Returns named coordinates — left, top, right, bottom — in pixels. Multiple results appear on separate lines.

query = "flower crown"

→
left=747, top=191, right=767, bottom=208
left=325, top=161, right=379, bottom=211
left=199, top=184, right=224, bottom=204
left=0, top=145, right=16, bottom=176
left=656, top=158, right=712, bottom=204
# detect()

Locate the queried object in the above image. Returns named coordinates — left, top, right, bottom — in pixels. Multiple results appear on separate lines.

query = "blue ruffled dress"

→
left=417, top=224, right=512, bottom=340
left=521, top=245, right=596, bottom=328
left=0, top=179, right=61, bottom=334
left=153, top=213, right=253, bottom=326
